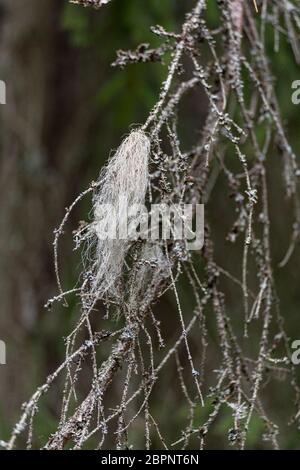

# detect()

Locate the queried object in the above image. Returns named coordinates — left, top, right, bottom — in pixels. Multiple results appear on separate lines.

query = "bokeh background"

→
left=0, top=0, right=300, bottom=449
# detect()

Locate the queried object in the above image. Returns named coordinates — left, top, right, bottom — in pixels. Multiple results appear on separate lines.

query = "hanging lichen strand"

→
left=6, top=0, right=300, bottom=450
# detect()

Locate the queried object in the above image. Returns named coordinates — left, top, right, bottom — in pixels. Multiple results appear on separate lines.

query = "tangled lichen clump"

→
left=70, top=0, right=111, bottom=8
left=6, top=0, right=300, bottom=450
